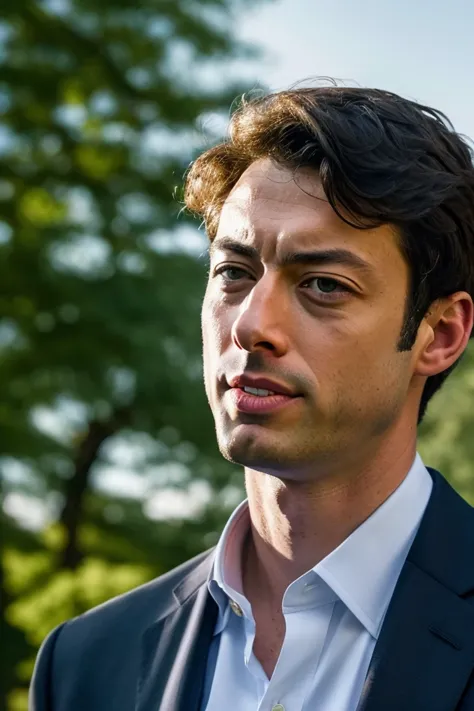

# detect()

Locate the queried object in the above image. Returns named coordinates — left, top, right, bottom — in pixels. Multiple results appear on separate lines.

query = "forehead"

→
left=218, top=159, right=328, bottom=235
left=215, top=158, right=402, bottom=267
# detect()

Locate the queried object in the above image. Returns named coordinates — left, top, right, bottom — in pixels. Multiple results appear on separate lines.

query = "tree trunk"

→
left=58, top=406, right=131, bottom=570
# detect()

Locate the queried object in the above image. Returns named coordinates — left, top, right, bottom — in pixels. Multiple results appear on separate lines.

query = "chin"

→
left=217, top=423, right=304, bottom=473
left=218, top=422, right=274, bottom=465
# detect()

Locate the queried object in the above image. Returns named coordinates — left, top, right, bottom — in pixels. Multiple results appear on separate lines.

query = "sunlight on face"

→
left=201, top=158, right=414, bottom=481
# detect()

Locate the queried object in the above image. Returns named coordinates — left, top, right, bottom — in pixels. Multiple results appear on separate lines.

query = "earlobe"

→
left=414, top=293, right=473, bottom=378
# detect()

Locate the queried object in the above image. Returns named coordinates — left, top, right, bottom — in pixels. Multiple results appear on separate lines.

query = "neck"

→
left=242, top=436, right=417, bottom=604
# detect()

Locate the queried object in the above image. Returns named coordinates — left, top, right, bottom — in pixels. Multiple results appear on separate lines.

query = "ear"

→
left=414, top=292, right=474, bottom=378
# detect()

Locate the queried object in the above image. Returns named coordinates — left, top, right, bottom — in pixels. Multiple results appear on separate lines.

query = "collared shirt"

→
left=201, top=453, right=433, bottom=711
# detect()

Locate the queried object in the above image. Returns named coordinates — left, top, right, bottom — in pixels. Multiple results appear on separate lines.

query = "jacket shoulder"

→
left=30, top=549, right=215, bottom=710
left=70, top=546, right=215, bottom=633
left=35, top=549, right=214, bottom=663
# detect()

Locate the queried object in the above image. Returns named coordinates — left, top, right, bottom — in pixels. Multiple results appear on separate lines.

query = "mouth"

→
left=225, top=375, right=302, bottom=415
left=227, top=374, right=299, bottom=397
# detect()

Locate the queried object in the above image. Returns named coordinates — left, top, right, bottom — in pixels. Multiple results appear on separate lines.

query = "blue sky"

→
left=237, top=0, right=474, bottom=139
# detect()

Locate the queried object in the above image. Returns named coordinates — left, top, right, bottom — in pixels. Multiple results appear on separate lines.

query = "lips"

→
left=228, top=374, right=297, bottom=397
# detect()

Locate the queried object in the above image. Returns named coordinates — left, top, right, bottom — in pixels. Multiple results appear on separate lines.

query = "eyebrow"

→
left=209, top=237, right=375, bottom=276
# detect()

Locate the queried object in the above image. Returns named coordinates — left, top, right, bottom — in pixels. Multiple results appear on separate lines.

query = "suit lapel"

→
left=136, top=551, right=218, bottom=711
left=358, top=470, right=474, bottom=711
left=357, top=561, right=474, bottom=711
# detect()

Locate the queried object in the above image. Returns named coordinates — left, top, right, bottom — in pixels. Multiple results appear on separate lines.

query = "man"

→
left=31, top=84, right=474, bottom=711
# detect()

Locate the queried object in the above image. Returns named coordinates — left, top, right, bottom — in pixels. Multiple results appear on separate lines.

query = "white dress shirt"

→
left=201, top=453, right=433, bottom=711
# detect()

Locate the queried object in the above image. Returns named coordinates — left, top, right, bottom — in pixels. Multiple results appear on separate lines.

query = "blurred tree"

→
left=1, top=3, right=472, bottom=710
left=0, top=0, right=267, bottom=708
left=418, top=347, right=474, bottom=502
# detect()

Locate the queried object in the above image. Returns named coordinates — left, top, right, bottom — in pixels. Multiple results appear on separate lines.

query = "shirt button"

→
left=272, top=705, right=285, bottom=711
left=229, top=599, right=243, bottom=616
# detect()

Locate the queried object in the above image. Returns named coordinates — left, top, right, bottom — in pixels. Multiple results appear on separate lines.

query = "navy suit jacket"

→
left=30, top=469, right=474, bottom=711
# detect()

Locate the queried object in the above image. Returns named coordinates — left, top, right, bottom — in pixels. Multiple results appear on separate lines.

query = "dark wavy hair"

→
left=184, top=82, right=474, bottom=423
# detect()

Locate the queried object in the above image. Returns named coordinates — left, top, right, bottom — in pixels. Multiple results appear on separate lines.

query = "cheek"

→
left=202, top=290, right=232, bottom=355
left=201, top=294, right=230, bottom=402
left=327, top=330, right=411, bottom=408
left=303, top=315, right=403, bottom=393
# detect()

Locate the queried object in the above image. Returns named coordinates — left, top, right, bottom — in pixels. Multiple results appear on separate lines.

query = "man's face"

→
left=201, top=158, right=417, bottom=480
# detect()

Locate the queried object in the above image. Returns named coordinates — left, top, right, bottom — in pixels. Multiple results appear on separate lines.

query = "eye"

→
left=213, top=265, right=251, bottom=282
left=301, top=276, right=352, bottom=299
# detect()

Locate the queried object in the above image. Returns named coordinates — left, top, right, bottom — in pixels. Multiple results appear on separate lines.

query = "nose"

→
left=231, top=274, right=290, bottom=356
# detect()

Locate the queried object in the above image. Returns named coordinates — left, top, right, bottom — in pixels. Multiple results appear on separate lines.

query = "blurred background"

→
left=2, top=0, right=474, bottom=709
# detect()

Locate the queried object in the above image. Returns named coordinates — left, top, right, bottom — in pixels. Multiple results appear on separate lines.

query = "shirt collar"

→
left=315, top=452, right=432, bottom=637
left=208, top=453, right=433, bottom=639
left=208, top=497, right=251, bottom=633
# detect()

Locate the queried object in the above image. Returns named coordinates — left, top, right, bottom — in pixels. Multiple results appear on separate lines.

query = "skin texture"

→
left=201, top=157, right=473, bottom=676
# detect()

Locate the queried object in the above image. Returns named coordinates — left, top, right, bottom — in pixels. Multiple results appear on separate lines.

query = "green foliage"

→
left=2, top=3, right=473, bottom=711
left=0, top=0, right=265, bottom=708
left=3, top=534, right=155, bottom=711
left=419, top=345, right=474, bottom=502
left=6, top=555, right=153, bottom=648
